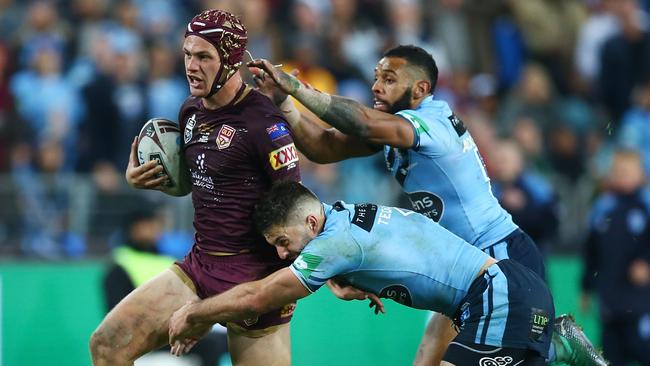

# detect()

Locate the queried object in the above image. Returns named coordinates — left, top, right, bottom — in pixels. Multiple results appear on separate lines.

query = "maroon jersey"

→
left=179, top=88, right=301, bottom=254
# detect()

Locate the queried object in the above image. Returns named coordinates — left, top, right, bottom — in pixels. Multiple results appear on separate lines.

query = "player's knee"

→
left=89, top=323, right=130, bottom=364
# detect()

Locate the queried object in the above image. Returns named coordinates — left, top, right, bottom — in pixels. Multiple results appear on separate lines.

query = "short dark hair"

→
left=383, top=45, right=438, bottom=92
left=253, top=181, right=319, bottom=235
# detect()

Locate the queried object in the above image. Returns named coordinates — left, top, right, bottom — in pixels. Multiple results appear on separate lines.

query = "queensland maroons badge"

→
left=216, top=125, right=236, bottom=150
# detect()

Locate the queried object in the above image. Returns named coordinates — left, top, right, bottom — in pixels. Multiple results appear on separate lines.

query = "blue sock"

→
left=547, top=341, right=557, bottom=362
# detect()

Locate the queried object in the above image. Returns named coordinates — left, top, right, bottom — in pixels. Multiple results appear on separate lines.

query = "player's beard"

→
left=387, top=88, right=413, bottom=114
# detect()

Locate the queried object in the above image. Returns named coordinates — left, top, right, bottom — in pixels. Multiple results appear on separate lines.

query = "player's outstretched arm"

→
left=251, top=65, right=378, bottom=163
left=248, top=59, right=415, bottom=149
left=125, top=136, right=169, bottom=190
left=168, top=267, right=309, bottom=354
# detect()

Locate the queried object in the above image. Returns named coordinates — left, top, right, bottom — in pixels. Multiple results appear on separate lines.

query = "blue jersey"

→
left=289, top=202, right=491, bottom=318
left=385, top=97, right=517, bottom=249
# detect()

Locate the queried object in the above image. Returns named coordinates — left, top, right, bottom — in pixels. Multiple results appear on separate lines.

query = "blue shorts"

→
left=452, top=259, right=555, bottom=358
left=484, top=229, right=546, bottom=280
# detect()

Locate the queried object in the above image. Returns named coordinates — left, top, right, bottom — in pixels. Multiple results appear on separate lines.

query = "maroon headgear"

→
left=184, top=9, right=248, bottom=97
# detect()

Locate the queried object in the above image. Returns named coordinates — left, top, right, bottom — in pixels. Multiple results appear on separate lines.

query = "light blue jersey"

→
left=385, top=97, right=517, bottom=249
left=289, top=202, right=491, bottom=318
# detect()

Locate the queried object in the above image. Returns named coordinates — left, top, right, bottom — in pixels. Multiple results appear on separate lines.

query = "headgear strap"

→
left=185, top=9, right=248, bottom=97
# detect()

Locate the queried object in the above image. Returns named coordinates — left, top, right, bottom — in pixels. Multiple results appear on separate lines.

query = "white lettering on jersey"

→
left=377, top=206, right=393, bottom=225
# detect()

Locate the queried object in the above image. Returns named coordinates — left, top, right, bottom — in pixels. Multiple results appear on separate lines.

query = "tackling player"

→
left=90, top=9, right=301, bottom=366
left=248, top=45, right=606, bottom=366
left=168, top=181, right=555, bottom=366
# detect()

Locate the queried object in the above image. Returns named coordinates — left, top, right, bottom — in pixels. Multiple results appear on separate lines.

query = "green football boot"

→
left=550, top=314, right=608, bottom=366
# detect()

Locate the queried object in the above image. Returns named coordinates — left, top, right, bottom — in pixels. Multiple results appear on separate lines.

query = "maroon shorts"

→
left=173, top=244, right=296, bottom=336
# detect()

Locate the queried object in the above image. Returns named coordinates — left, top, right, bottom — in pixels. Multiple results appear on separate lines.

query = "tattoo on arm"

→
left=287, top=72, right=370, bottom=137
left=321, top=96, right=370, bottom=137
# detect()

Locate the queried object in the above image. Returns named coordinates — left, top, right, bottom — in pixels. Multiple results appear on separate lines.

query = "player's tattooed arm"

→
left=248, top=58, right=414, bottom=148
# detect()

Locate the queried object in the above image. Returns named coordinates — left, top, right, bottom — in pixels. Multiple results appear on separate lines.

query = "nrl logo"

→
left=184, top=114, right=196, bottom=144
left=217, top=125, right=236, bottom=150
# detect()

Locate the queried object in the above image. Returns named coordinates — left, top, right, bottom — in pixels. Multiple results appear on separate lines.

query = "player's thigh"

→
left=93, top=268, right=199, bottom=355
left=227, top=323, right=291, bottom=366
left=485, top=230, right=545, bottom=279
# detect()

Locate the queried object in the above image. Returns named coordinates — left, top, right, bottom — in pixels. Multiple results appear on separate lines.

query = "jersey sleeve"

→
left=396, top=109, right=455, bottom=157
left=289, top=231, right=362, bottom=293
left=249, top=114, right=301, bottom=183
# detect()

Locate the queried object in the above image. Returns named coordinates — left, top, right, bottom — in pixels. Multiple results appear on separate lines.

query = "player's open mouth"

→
left=373, top=99, right=388, bottom=109
left=188, top=75, right=203, bottom=88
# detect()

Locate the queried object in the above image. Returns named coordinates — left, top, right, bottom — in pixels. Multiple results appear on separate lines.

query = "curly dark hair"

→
left=253, top=181, right=318, bottom=235
left=383, top=45, right=438, bottom=92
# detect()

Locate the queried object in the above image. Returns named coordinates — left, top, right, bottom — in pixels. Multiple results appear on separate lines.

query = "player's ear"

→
left=306, top=215, right=317, bottom=232
left=412, top=80, right=430, bottom=99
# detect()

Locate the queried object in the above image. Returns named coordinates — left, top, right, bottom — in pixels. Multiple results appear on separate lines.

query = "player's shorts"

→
left=443, top=342, right=546, bottom=366
left=451, top=259, right=554, bottom=359
left=172, top=244, right=295, bottom=337
left=484, top=229, right=546, bottom=280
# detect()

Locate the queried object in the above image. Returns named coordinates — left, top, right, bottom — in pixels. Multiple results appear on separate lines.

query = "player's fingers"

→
left=171, top=341, right=181, bottom=356
left=367, top=293, right=385, bottom=314
left=183, top=339, right=199, bottom=354
left=246, top=59, right=272, bottom=73
left=290, top=69, right=300, bottom=77
left=131, top=159, right=158, bottom=177
left=144, top=175, right=169, bottom=189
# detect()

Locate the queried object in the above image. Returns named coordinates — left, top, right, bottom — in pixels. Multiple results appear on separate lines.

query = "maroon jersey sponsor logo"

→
left=216, top=124, right=236, bottom=150
left=268, top=143, right=299, bottom=170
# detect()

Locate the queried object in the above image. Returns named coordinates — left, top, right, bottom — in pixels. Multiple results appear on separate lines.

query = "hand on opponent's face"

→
left=247, top=59, right=306, bottom=98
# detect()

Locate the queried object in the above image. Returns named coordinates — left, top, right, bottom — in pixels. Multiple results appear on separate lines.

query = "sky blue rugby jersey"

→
left=385, top=97, right=517, bottom=249
left=289, top=202, right=491, bottom=318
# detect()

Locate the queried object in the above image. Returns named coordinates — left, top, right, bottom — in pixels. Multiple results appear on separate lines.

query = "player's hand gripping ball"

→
left=137, top=118, right=192, bottom=196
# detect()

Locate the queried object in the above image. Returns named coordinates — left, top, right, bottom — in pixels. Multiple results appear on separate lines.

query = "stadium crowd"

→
left=0, top=0, right=649, bottom=262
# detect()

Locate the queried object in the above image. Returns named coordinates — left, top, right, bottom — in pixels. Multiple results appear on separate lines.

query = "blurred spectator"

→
left=496, top=62, right=560, bottom=134
left=581, top=149, right=650, bottom=366
left=491, top=139, right=559, bottom=255
left=9, top=38, right=83, bottom=170
left=618, top=79, right=650, bottom=175
left=385, top=0, right=450, bottom=78
left=241, top=0, right=281, bottom=61
left=146, top=40, right=187, bottom=121
left=574, top=0, right=622, bottom=92
left=510, top=116, right=553, bottom=176
left=103, top=204, right=228, bottom=366
left=0, top=0, right=26, bottom=44
left=0, top=42, right=20, bottom=173
left=429, top=0, right=474, bottom=73
left=327, top=0, right=383, bottom=86
left=75, top=32, right=121, bottom=173
left=16, top=1, right=69, bottom=68
left=11, top=140, right=86, bottom=258
left=598, top=0, right=650, bottom=124
left=547, top=125, right=586, bottom=184
left=508, top=0, right=587, bottom=95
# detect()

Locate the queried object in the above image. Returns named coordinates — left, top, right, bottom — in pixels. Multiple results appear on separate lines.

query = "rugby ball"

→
left=137, top=118, right=192, bottom=196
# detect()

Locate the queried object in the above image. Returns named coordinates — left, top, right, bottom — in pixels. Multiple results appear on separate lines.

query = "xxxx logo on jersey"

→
left=268, top=143, right=298, bottom=170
